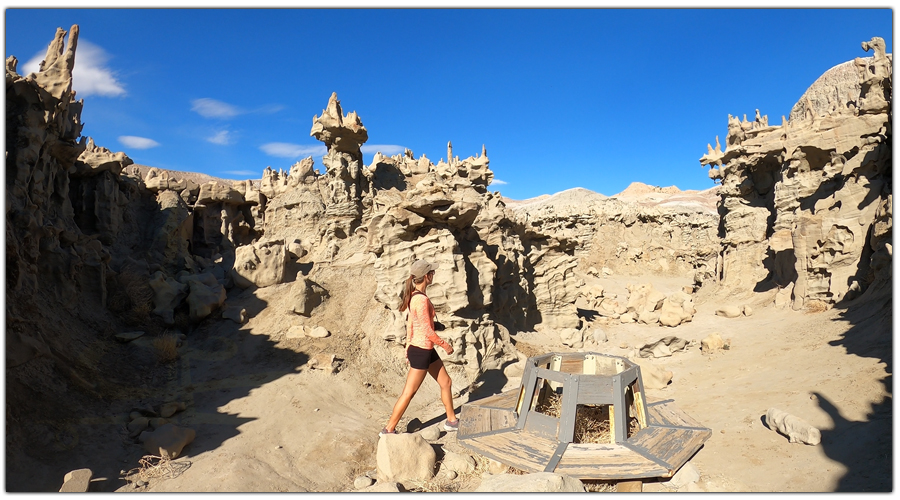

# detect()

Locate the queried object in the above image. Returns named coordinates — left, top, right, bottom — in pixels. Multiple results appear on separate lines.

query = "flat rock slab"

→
left=59, top=468, right=93, bottom=492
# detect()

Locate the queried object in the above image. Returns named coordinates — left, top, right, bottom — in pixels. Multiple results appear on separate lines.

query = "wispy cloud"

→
left=119, top=136, right=159, bottom=149
left=260, top=142, right=326, bottom=158
left=191, top=99, right=284, bottom=119
left=191, top=98, right=241, bottom=119
left=222, top=170, right=259, bottom=177
left=491, top=179, right=508, bottom=185
left=207, top=130, right=233, bottom=145
left=23, top=39, right=125, bottom=97
left=361, top=144, right=406, bottom=155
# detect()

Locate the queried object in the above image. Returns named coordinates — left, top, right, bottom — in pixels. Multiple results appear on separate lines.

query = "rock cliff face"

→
left=701, top=37, right=892, bottom=308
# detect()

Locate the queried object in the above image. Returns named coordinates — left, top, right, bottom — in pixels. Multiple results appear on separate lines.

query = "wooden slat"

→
left=631, top=382, right=647, bottom=429
left=490, top=408, right=517, bottom=431
left=608, top=405, right=616, bottom=444
left=471, top=389, right=520, bottom=410
left=516, top=365, right=539, bottom=428
left=558, top=375, right=578, bottom=443
left=627, top=427, right=710, bottom=471
left=583, top=355, right=597, bottom=375
left=554, top=443, right=669, bottom=479
left=534, top=367, right=569, bottom=384
left=559, top=357, right=585, bottom=374
left=523, top=410, right=560, bottom=438
left=619, top=366, right=638, bottom=387
left=575, top=376, right=614, bottom=405
left=616, top=480, right=643, bottom=492
left=459, top=429, right=559, bottom=472
left=646, top=400, right=707, bottom=429
left=459, top=405, right=492, bottom=437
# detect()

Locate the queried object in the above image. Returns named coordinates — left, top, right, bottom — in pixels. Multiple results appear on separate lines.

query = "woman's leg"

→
left=428, top=359, right=457, bottom=423
left=385, top=368, right=429, bottom=432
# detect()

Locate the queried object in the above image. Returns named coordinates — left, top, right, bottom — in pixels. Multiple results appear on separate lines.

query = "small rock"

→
left=700, top=333, right=726, bottom=354
left=308, top=326, right=331, bottom=338
left=619, top=313, right=635, bottom=323
left=177, top=333, right=187, bottom=341
left=222, top=305, right=248, bottom=324
left=418, top=425, right=441, bottom=441
left=441, top=450, right=476, bottom=474
left=140, top=423, right=196, bottom=459
left=59, top=468, right=93, bottom=492
left=159, top=402, right=186, bottom=418
left=485, top=458, right=507, bottom=475
left=715, top=306, right=743, bottom=318
left=476, top=472, right=585, bottom=492
left=765, top=407, right=821, bottom=445
left=742, top=305, right=753, bottom=316
left=286, top=325, right=307, bottom=339
left=602, top=267, right=612, bottom=276
left=137, top=480, right=148, bottom=487
left=444, top=470, right=458, bottom=480
left=129, top=411, right=143, bottom=421
left=115, top=331, right=145, bottom=343
left=587, top=266, right=599, bottom=276
left=591, top=328, right=608, bottom=344
left=308, top=354, right=337, bottom=372
left=127, top=417, right=150, bottom=437
left=682, top=285, right=694, bottom=295
left=665, top=462, right=701, bottom=489
left=619, top=342, right=630, bottom=350
left=354, top=476, right=375, bottom=489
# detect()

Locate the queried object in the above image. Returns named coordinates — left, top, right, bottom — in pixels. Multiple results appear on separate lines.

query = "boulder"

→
left=139, top=423, right=196, bottom=459
left=418, top=425, right=441, bottom=442
left=149, top=272, right=188, bottom=325
left=184, top=276, right=226, bottom=321
left=475, top=472, right=586, bottom=492
left=376, top=432, right=436, bottom=484
left=222, top=305, right=247, bottom=324
left=440, top=450, right=476, bottom=474
left=765, top=408, right=821, bottom=445
left=638, top=336, right=688, bottom=358
left=59, top=468, right=93, bottom=492
left=286, top=325, right=307, bottom=339
left=291, top=279, right=328, bottom=316
left=160, top=401, right=186, bottom=418
left=307, top=353, right=337, bottom=373
left=232, top=239, right=288, bottom=288
left=629, top=357, right=673, bottom=389
left=127, top=417, right=150, bottom=437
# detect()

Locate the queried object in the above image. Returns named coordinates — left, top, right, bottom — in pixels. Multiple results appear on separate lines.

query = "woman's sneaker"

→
left=380, top=427, right=397, bottom=436
left=443, top=419, right=459, bottom=431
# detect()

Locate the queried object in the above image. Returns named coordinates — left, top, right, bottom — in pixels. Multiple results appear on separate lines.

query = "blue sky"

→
left=4, top=8, right=893, bottom=199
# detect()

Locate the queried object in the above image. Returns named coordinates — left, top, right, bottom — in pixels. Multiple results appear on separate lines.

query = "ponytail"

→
left=399, top=274, right=426, bottom=312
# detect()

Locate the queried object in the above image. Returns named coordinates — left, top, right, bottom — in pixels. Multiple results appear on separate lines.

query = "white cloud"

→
left=207, top=130, right=232, bottom=145
left=361, top=144, right=406, bottom=155
left=191, top=98, right=242, bottom=119
left=118, top=136, right=159, bottom=149
left=491, top=179, right=508, bottom=185
left=260, top=142, right=326, bottom=158
left=23, top=39, right=125, bottom=97
left=222, top=170, right=258, bottom=177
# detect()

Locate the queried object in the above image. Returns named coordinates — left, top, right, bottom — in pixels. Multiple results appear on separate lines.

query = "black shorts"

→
left=407, top=345, right=440, bottom=370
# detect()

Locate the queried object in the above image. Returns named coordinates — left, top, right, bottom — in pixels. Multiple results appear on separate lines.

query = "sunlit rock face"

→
left=700, top=37, right=892, bottom=308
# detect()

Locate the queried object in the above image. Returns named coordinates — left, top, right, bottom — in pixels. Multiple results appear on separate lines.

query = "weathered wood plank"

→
left=459, top=430, right=559, bottom=472
left=583, top=355, right=597, bottom=375
left=523, top=410, right=560, bottom=438
left=559, top=357, right=585, bottom=374
left=554, top=443, right=669, bottom=479
left=576, top=377, right=614, bottom=405
left=558, top=376, right=578, bottom=443
left=515, top=365, right=539, bottom=429
left=490, top=408, right=517, bottom=431
left=627, top=427, right=709, bottom=470
left=459, top=405, right=492, bottom=437
left=470, top=389, right=520, bottom=410
left=534, top=367, right=568, bottom=384
left=632, top=382, right=647, bottom=429
left=616, top=480, right=643, bottom=492
left=646, top=400, right=707, bottom=429
left=608, top=405, right=616, bottom=444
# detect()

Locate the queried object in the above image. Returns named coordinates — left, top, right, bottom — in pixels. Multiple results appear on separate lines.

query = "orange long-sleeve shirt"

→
left=406, top=292, right=450, bottom=351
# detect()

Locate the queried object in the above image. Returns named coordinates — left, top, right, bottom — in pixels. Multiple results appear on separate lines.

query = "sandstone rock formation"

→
left=701, top=37, right=892, bottom=308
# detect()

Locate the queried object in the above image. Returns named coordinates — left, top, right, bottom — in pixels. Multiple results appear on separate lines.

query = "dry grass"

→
left=151, top=333, right=179, bottom=362
left=406, top=474, right=460, bottom=493
left=535, top=392, right=640, bottom=443
left=804, top=300, right=830, bottom=313
left=122, top=455, right=191, bottom=483
left=583, top=480, right=617, bottom=492
left=108, top=267, right=155, bottom=325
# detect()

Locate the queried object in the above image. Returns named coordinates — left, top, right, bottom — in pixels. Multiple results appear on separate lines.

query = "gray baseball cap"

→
left=410, top=259, right=435, bottom=279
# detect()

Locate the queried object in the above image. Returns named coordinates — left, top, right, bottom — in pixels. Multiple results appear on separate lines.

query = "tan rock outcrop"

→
left=701, top=37, right=892, bottom=307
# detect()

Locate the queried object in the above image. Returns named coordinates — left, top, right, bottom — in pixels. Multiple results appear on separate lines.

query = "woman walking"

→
left=381, top=259, right=459, bottom=435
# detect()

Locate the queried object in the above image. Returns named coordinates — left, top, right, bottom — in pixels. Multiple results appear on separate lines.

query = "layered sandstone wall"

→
left=700, top=37, right=892, bottom=308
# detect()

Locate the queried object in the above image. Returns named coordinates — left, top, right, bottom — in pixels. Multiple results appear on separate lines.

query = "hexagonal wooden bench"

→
left=457, top=352, right=711, bottom=480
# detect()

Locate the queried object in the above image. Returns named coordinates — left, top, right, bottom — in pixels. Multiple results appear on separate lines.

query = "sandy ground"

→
left=100, top=271, right=889, bottom=493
